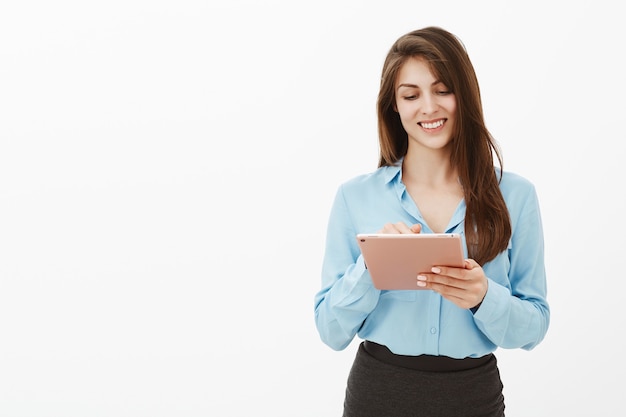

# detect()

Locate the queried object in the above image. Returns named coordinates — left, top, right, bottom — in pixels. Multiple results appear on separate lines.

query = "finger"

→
left=428, top=273, right=467, bottom=290
left=439, top=292, right=475, bottom=309
left=416, top=274, right=428, bottom=288
left=464, top=258, right=479, bottom=269
left=431, top=266, right=466, bottom=280
left=425, top=278, right=467, bottom=294
left=378, top=223, right=400, bottom=233
left=410, top=223, right=422, bottom=234
left=437, top=284, right=485, bottom=310
left=395, top=222, right=415, bottom=234
left=378, top=221, right=413, bottom=234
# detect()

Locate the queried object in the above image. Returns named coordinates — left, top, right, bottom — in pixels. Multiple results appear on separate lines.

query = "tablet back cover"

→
left=356, top=233, right=464, bottom=290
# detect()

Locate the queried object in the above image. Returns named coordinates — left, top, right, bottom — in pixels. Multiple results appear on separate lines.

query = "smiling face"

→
left=394, top=56, right=457, bottom=153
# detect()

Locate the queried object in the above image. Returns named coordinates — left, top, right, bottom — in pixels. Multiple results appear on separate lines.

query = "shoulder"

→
left=498, top=169, right=536, bottom=192
left=496, top=168, right=534, bottom=189
left=496, top=168, right=540, bottom=209
left=338, top=164, right=399, bottom=194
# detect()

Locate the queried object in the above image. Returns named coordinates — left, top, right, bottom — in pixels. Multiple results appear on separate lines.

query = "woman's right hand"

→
left=377, top=222, right=422, bottom=234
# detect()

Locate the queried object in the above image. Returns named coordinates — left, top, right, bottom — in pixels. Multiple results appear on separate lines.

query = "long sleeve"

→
left=313, top=184, right=382, bottom=351
left=473, top=179, right=550, bottom=350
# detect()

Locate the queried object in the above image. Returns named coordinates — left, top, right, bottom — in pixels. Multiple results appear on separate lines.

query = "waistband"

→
left=363, top=341, right=493, bottom=372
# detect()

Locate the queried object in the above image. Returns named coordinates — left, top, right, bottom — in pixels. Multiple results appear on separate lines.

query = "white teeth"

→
left=421, top=120, right=444, bottom=129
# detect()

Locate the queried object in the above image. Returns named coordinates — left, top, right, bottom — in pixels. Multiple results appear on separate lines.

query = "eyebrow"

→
left=397, top=80, right=443, bottom=90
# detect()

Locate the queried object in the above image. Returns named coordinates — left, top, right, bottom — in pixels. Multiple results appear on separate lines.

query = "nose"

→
left=420, top=93, right=437, bottom=115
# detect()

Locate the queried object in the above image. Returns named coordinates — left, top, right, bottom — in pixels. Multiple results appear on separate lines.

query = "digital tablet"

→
left=356, top=233, right=465, bottom=290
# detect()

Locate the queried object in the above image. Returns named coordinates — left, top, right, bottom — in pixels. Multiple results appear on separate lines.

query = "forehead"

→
left=395, top=56, right=438, bottom=87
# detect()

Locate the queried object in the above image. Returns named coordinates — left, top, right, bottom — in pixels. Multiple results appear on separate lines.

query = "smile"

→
left=419, top=119, right=445, bottom=129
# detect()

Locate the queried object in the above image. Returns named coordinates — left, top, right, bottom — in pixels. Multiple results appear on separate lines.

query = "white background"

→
left=1, top=1, right=624, bottom=416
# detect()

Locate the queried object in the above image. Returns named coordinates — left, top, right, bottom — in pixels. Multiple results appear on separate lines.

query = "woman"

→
left=313, top=26, right=550, bottom=417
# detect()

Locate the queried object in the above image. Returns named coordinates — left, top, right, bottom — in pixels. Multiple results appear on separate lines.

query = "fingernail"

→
left=417, top=275, right=427, bottom=281
left=417, top=281, right=426, bottom=287
left=431, top=267, right=441, bottom=274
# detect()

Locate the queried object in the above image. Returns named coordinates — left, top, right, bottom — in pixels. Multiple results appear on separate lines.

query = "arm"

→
left=313, top=185, right=382, bottom=351
left=472, top=184, right=550, bottom=350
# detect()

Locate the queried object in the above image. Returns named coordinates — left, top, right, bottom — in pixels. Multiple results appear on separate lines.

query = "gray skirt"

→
left=343, top=342, right=505, bottom=417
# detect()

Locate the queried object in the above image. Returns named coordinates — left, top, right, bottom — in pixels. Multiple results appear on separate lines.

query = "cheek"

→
left=396, top=102, right=416, bottom=122
left=445, top=98, right=457, bottom=115
left=397, top=110, right=413, bottom=128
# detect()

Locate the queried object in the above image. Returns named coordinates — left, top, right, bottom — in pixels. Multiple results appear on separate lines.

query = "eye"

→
left=436, top=90, right=452, bottom=95
left=403, top=94, right=418, bottom=100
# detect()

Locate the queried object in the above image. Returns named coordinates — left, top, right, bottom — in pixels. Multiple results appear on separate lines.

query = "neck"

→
left=402, top=149, right=458, bottom=187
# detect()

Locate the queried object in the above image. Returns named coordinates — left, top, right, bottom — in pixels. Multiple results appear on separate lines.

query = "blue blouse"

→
left=314, top=163, right=550, bottom=358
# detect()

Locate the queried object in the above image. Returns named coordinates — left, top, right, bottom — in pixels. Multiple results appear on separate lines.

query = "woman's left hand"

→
left=416, top=259, right=487, bottom=310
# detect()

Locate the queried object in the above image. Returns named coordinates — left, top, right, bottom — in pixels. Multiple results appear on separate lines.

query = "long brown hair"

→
left=377, top=26, right=511, bottom=264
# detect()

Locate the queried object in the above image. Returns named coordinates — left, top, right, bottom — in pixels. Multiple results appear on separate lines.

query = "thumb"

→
left=464, top=259, right=479, bottom=269
left=410, top=223, right=422, bottom=234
